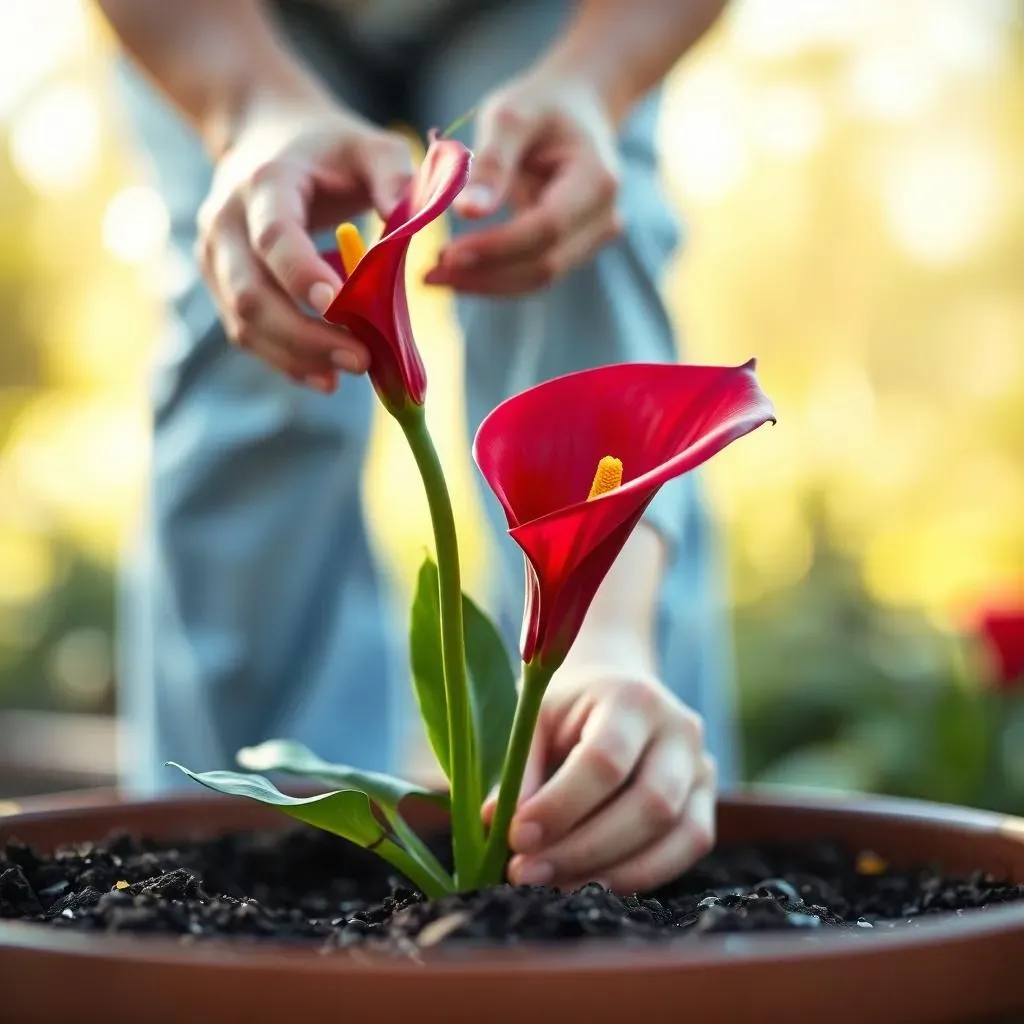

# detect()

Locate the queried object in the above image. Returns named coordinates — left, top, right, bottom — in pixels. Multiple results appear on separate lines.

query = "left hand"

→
left=424, top=68, right=622, bottom=295
left=483, top=655, right=716, bottom=894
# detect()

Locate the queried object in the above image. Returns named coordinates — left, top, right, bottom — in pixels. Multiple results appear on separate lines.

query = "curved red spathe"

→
left=322, top=134, right=471, bottom=409
left=473, top=360, right=776, bottom=664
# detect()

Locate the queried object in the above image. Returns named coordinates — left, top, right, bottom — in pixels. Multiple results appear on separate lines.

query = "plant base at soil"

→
left=3, top=825, right=1023, bottom=953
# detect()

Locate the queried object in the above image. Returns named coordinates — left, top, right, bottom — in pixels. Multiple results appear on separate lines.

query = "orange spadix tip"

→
left=587, top=456, right=623, bottom=500
left=336, top=223, right=367, bottom=276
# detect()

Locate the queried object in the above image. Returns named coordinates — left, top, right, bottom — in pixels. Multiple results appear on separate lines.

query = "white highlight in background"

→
left=730, top=0, right=873, bottom=60
left=663, top=61, right=750, bottom=203
left=0, top=0, right=90, bottom=120
left=880, top=136, right=1003, bottom=267
left=101, top=185, right=170, bottom=264
left=9, top=83, right=101, bottom=195
left=843, top=42, right=943, bottom=123
left=752, top=85, right=825, bottom=161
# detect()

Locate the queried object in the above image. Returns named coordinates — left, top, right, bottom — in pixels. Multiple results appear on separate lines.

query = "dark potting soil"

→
left=2, top=826, right=1023, bottom=954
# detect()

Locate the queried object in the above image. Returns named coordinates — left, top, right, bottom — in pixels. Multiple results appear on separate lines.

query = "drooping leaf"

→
left=236, top=739, right=448, bottom=810
left=236, top=740, right=454, bottom=891
left=409, top=557, right=518, bottom=793
left=166, top=764, right=386, bottom=847
left=167, top=762, right=453, bottom=897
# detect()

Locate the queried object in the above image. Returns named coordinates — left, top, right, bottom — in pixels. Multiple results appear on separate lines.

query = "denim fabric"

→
left=115, top=0, right=736, bottom=793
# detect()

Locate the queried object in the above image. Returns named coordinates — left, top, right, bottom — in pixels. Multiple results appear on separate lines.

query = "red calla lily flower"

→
left=473, top=360, right=776, bottom=664
left=978, top=605, right=1024, bottom=693
left=322, top=134, right=471, bottom=411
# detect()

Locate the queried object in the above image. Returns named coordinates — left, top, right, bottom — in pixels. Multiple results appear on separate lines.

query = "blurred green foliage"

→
left=738, top=509, right=1023, bottom=812
left=0, top=542, right=114, bottom=715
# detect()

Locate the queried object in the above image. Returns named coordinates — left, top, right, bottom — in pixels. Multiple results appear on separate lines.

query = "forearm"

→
left=538, top=0, right=727, bottom=123
left=567, top=523, right=667, bottom=672
left=95, top=0, right=330, bottom=156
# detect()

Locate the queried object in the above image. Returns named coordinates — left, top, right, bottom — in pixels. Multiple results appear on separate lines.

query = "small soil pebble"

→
left=2, top=827, right=1021, bottom=956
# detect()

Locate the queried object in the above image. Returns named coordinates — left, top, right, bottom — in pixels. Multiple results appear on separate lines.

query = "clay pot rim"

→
left=2, top=786, right=1023, bottom=975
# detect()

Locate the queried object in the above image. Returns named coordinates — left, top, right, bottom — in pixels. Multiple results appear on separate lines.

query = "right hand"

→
left=196, top=95, right=415, bottom=392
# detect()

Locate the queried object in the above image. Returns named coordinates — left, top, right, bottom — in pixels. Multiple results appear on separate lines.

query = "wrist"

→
left=531, top=46, right=634, bottom=128
left=530, top=0, right=727, bottom=128
left=202, top=58, right=335, bottom=159
left=562, top=620, right=658, bottom=677
left=568, top=522, right=665, bottom=664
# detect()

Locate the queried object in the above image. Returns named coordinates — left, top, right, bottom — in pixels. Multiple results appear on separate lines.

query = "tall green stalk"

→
left=476, top=657, right=559, bottom=887
left=396, top=403, right=482, bottom=885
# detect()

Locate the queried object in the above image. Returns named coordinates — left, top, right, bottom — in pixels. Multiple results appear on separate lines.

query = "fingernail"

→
left=514, top=860, right=553, bottom=886
left=308, top=282, right=336, bottom=315
left=510, top=821, right=543, bottom=852
left=331, top=350, right=365, bottom=374
left=304, top=373, right=335, bottom=393
left=460, top=184, right=494, bottom=211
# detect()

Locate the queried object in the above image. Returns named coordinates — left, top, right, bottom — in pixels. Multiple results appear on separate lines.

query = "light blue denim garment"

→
left=115, top=0, right=737, bottom=793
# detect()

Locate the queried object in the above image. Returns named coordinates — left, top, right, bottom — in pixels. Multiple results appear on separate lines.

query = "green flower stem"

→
left=376, top=836, right=451, bottom=899
left=476, top=657, right=559, bottom=888
left=397, top=404, right=482, bottom=886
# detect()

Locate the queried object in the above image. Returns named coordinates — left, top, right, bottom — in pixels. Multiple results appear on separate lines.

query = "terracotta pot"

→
left=2, top=788, right=1024, bottom=1023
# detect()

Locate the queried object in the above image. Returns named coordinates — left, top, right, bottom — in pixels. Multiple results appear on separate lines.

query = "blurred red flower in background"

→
left=978, top=605, right=1024, bottom=693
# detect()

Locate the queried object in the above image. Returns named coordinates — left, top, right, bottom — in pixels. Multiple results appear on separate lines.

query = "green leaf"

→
left=235, top=740, right=455, bottom=893
left=409, top=558, right=454, bottom=779
left=409, top=557, right=518, bottom=794
left=461, top=581, right=518, bottom=792
left=236, top=739, right=448, bottom=810
left=166, top=764, right=386, bottom=847
left=168, top=761, right=454, bottom=897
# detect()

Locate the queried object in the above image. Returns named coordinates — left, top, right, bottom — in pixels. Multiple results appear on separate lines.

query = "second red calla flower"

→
left=322, top=134, right=471, bottom=412
left=473, top=360, right=776, bottom=665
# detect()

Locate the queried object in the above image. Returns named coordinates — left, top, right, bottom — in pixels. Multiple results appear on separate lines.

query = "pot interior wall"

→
left=3, top=788, right=1023, bottom=883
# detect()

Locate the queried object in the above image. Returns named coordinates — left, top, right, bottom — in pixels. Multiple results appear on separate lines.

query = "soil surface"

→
left=2, top=826, right=1022, bottom=954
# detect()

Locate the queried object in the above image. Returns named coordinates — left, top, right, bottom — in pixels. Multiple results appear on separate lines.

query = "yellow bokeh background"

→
left=0, top=0, right=1021, bottom=796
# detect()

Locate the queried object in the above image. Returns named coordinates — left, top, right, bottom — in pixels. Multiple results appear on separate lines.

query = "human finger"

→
left=455, top=96, right=536, bottom=218
left=508, top=729, right=698, bottom=886
left=440, top=156, right=618, bottom=272
left=243, top=164, right=343, bottom=314
left=564, top=757, right=717, bottom=895
left=351, top=130, right=416, bottom=219
left=509, top=692, right=651, bottom=854
left=208, top=227, right=361, bottom=387
left=425, top=212, right=621, bottom=295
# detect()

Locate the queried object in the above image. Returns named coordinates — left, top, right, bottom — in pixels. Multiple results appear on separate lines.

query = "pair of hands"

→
left=198, top=70, right=716, bottom=894
left=196, top=70, right=622, bottom=393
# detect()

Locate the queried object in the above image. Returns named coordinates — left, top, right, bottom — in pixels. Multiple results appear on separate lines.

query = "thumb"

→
left=457, top=99, right=534, bottom=218
left=354, top=132, right=415, bottom=219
